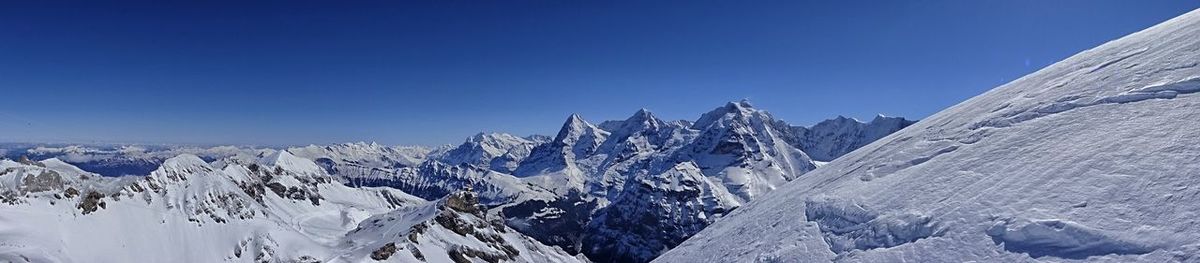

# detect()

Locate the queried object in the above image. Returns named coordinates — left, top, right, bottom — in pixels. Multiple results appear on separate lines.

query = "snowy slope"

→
left=335, top=191, right=588, bottom=262
left=658, top=9, right=1200, bottom=263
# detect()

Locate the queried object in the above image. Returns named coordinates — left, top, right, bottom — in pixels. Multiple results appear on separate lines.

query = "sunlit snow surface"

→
left=658, top=8, right=1200, bottom=263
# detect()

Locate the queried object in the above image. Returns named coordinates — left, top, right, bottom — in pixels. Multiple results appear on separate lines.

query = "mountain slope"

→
left=336, top=191, right=588, bottom=262
left=658, top=8, right=1200, bottom=262
left=675, top=101, right=817, bottom=203
left=582, top=162, right=738, bottom=262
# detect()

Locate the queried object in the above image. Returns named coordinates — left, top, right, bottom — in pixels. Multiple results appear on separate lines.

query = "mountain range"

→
left=0, top=102, right=913, bottom=262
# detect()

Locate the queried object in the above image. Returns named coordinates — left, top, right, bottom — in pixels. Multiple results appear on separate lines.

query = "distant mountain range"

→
left=0, top=101, right=914, bottom=262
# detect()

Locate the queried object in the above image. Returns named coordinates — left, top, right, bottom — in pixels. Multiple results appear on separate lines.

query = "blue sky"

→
left=2, top=1, right=1197, bottom=146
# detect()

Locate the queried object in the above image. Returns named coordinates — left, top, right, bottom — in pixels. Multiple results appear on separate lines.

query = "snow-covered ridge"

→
left=337, top=191, right=587, bottom=262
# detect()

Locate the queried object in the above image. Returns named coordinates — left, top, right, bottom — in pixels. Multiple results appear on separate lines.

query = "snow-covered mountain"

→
left=482, top=101, right=909, bottom=262
left=343, top=160, right=559, bottom=207
left=288, top=142, right=433, bottom=174
left=434, top=133, right=549, bottom=174
left=338, top=191, right=589, bottom=262
left=674, top=100, right=818, bottom=202
left=0, top=150, right=582, bottom=263
left=658, top=8, right=1200, bottom=263
left=0, top=102, right=911, bottom=262
left=514, top=114, right=613, bottom=194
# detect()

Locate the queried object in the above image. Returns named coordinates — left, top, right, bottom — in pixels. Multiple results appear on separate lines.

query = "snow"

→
left=335, top=192, right=585, bottom=262
left=259, top=150, right=325, bottom=176
left=434, top=132, right=544, bottom=174
left=658, top=8, right=1200, bottom=263
left=985, top=218, right=1173, bottom=259
left=3, top=144, right=277, bottom=177
left=0, top=150, right=579, bottom=263
left=288, top=142, right=431, bottom=170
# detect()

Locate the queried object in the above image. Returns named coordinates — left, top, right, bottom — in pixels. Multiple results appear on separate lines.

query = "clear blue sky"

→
left=2, top=1, right=1197, bottom=146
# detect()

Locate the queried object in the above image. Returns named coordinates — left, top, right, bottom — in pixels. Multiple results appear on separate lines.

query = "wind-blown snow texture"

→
left=658, top=9, right=1200, bottom=263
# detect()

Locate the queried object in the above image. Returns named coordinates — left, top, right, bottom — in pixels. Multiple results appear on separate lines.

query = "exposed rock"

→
left=370, top=242, right=397, bottom=261
left=21, top=170, right=64, bottom=193
left=77, top=191, right=105, bottom=214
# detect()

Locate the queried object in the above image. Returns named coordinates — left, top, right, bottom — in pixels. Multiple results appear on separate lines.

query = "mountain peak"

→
left=634, top=108, right=652, bottom=116
left=567, top=113, right=587, bottom=124
left=733, top=98, right=753, bottom=107
left=259, top=150, right=324, bottom=175
left=160, top=154, right=212, bottom=171
left=692, top=100, right=764, bottom=129
left=624, top=108, right=661, bottom=125
left=869, top=114, right=915, bottom=125
left=515, top=113, right=610, bottom=177
left=467, top=132, right=514, bottom=144
left=723, top=100, right=755, bottom=112
left=831, top=115, right=858, bottom=122
left=555, top=113, right=606, bottom=140
left=149, top=154, right=215, bottom=182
